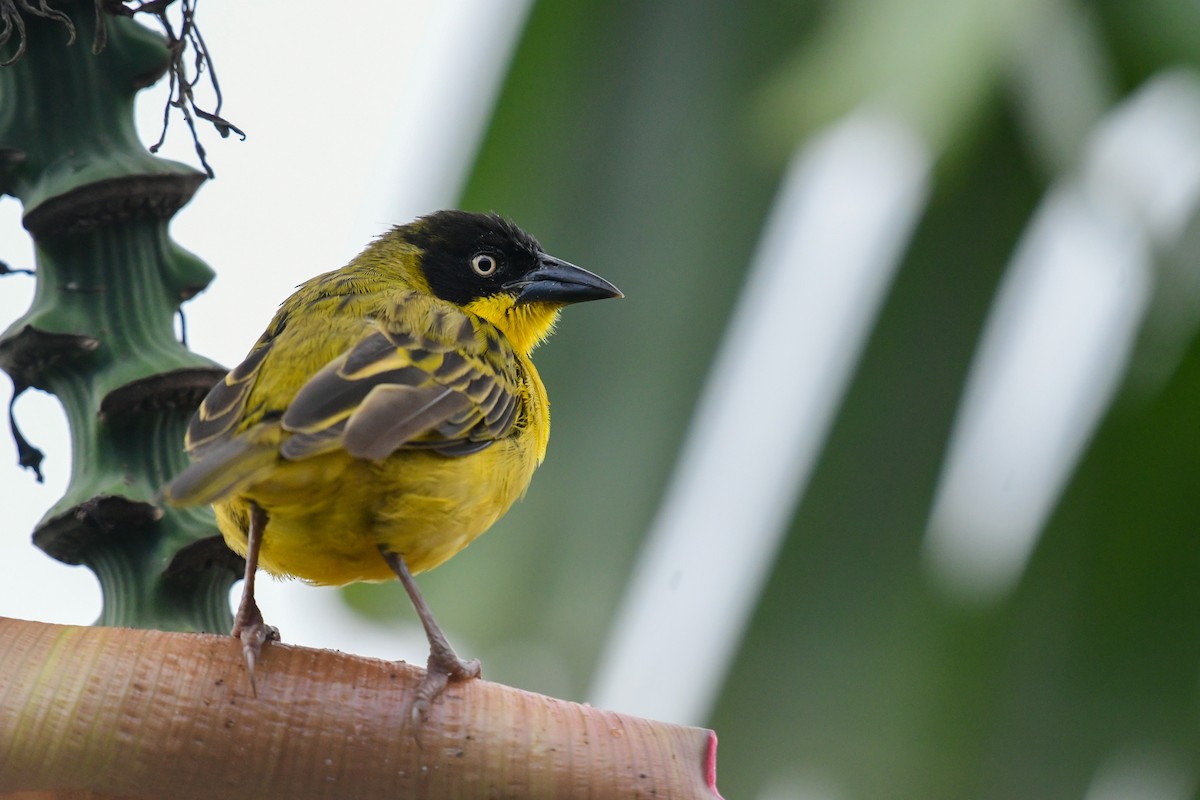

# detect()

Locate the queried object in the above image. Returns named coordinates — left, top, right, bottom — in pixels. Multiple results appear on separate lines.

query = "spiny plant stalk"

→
left=0, top=1, right=238, bottom=631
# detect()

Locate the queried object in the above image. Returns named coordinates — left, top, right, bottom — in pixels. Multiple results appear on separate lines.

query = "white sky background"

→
left=0, top=0, right=529, bottom=660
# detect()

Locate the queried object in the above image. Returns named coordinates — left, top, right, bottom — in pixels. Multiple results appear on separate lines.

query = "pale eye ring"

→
left=471, top=253, right=499, bottom=276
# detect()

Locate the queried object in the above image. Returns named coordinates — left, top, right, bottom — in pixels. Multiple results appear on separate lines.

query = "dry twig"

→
left=0, top=0, right=244, bottom=177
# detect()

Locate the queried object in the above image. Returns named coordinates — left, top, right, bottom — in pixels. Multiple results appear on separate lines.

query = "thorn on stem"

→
left=7, top=382, right=46, bottom=482
left=0, top=260, right=34, bottom=277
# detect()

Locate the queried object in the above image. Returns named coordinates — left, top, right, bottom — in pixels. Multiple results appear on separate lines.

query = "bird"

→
left=162, top=210, right=622, bottom=717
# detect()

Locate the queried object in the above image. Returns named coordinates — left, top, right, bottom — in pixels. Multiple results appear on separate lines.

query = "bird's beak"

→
left=507, top=255, right=624, bottom=306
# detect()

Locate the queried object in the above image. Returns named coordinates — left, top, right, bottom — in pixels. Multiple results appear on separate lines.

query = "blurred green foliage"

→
left=349, top=1, right=1200, bottom=797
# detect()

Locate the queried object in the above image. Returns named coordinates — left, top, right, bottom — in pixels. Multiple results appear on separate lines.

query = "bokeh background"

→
left=4, top=2, right=1200, bottom=798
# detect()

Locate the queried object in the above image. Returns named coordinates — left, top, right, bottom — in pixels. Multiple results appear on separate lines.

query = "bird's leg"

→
left=379, top=547, right=482, bottom=721
left=231, top=501, right=280, bottom=695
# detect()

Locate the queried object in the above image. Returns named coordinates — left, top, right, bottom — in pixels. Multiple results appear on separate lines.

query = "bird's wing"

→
left=278, top=315, right=521, bottom=462
left=184, top=340, right=272, bottom=457
left=164, top=335, right=283, bottom=506
left=163, top=300, right=521, bottom=508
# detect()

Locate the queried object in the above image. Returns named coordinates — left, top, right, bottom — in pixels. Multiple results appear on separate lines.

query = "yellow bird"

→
left=163, top=210, right=621, bottom=715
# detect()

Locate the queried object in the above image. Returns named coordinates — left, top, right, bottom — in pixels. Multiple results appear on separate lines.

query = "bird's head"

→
left=387, top=210, right=621, bottom=355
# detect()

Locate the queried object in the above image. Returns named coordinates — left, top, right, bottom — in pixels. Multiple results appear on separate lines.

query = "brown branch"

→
left=0, top=617, right=722, bottom=799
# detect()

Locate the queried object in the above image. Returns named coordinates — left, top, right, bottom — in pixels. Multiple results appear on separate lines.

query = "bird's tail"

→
left=161, top=437, right=278, bottom=507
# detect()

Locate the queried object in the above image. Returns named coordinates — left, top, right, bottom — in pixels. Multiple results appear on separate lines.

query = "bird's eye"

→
left=470, top=253, right=499, bottom=277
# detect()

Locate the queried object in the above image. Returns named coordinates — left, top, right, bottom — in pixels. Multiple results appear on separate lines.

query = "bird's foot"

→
left=231, top=606, right=280, bottom=696
left=410, top=649, right=481, bottom=724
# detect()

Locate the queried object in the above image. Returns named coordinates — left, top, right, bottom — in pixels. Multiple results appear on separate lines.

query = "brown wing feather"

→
left=342, top=385, right=473, bottom=460
left=184, top=342, right=272, bottom=455
left=278, top=312, right=523, bottom=462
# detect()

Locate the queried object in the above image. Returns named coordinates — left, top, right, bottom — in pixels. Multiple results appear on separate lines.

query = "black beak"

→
left=506, top=255, right=623, bottom=306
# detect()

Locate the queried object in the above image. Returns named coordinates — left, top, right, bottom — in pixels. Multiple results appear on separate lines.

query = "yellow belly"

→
left=213, top=437, right=539, bottom=585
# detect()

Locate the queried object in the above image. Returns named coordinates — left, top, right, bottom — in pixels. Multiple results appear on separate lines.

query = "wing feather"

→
left=281, top=357, right=428, bottom=433
left=277, top=310, right=522, bottom=462
left=342, top=385, right=473, bottom=460
left=278, top=422, right=347, bottom=460
left=185, top=341, right=272, bottom=455
left=172, top=296, right=524, bottom=504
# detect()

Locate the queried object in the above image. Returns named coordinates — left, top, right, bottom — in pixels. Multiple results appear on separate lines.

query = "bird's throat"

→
left=465, top=296, right=561, bottom=356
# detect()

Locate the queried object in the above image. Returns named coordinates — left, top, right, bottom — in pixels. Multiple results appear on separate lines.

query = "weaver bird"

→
left=163, top=211, right=621, bottom=716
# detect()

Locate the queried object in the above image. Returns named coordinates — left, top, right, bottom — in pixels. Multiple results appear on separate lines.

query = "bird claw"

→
left=234, top=621, right=280, bottom=696
left=410, top=654, right=481, bottom=724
